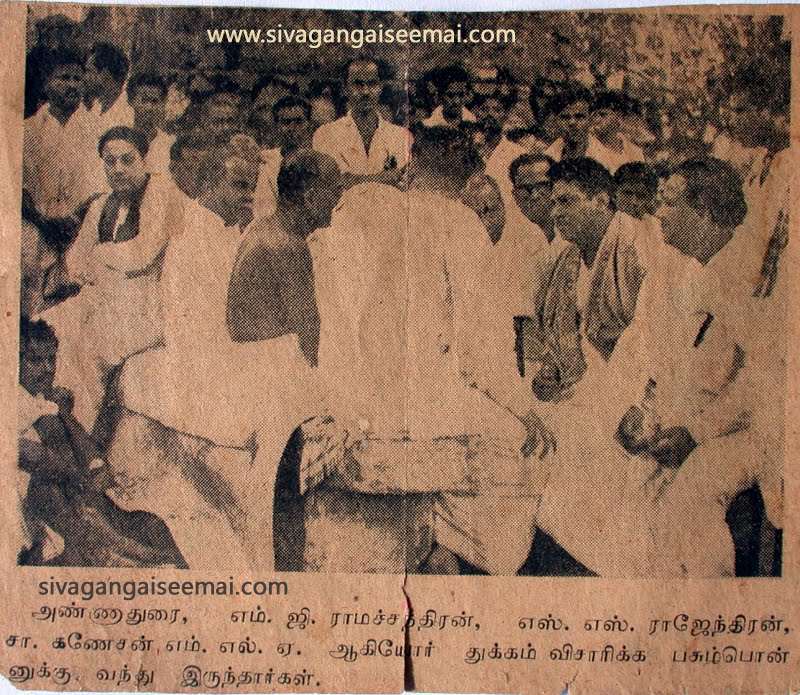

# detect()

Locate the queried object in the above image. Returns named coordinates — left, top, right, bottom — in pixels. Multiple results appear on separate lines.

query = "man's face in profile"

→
left=102, top=139, right=147, bottom=195
left=513, top=161, right=552, bottom=227
left=346, top=61, right=381, bottom=115
left=551, top=180, right=603, bottom=245
left=656, top=174, right=700, bottom=256
left=218, top=159, right=258, bottom=225
left=45, top=63, right=83, bottom=112
left=305, top=157, right=343, bottom=229
left=463, top=176, right=505, bottom=243
left=559, top=100, right=589, bottom=143
left=20, top=338, right=57, bottom=397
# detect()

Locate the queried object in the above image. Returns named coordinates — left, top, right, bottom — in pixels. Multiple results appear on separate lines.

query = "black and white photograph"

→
left=16, top=2, right=791, bottom=579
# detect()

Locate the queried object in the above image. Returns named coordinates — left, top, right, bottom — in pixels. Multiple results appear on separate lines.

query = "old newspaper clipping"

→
left=0, top=2, right=797, bottom=693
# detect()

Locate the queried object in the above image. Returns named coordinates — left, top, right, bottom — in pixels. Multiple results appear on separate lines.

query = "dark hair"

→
left=88, top=42, right=129, bottom=87
left=169, top=132, right=210, bottom=162
left=436, top=65, right=470, bottom=92
left=509, top=153, right=555, bottom=185
left=591, top=90, right=631, bottom=114
left=342, top=55, right=392, bottom=83
left=549, top=157, right=614, bottom=200
left=543, top=86, right=591, bottom=120
left=251, top=72, right=299, bottom=102
left=306, top=78, right=346, bottom=116
left=20, top=316, right=58, bottom=355
left=98, top=125, right=149, bottom=158
left=201, top=76, right=241, bottom=104
left=673, top=158, right=747, bottom=229
left=277, top=150, right=334, bottom=205
left=39, top=45, right=84, bottom=85
left=273, top=96, right=312, bottom=122
left=410, top=126, right=481, bottom=186
left=614, top=162, right=658, bottom=194
left=127, top=72, right=168, bottom=101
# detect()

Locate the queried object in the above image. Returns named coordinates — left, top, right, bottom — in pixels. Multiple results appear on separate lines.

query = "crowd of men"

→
left=16, top=10, right=790, bottom=576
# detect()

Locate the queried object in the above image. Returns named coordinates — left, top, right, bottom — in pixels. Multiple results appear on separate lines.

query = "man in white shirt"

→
left=587, top=91, right=646, bottom=174
left=306, top=127, right=551, bottom=575
left=83, top=42, right=134, bottom=134
left=544, top=89, right=641, bottom=175
left=312, top=57, right=411, bottom=187
left=608, top=157, right=780, bottom=577
left=41, top=127, right=179, bottom=432
left=116, top=148, right=342, bottom=571
left=422, top=65, right=476, bottom=128
left=127, top=72, right=175, bottom=176
left=533, top=158, right=664, bottom=574
left=23, top=46, right=106, bottom=221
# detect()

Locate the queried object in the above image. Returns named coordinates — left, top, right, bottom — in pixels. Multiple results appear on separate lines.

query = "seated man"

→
left=42, top=126, right=181, bottom=432
left=505, top=154, right=585, bottom=404
left=607, top=157, right=782, bottom=577
left=115, top=147, right=343, bottom=571
left=17, top=317, right=183, bottom=567
left=305, top=127, right=552, bottom=575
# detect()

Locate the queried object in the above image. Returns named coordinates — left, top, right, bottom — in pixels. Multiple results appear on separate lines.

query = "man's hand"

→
left=531, top=361, right=562, bottom=402
left=520, top=410, right=557, bottom=460
left=650, top=426, right=697, bottom=469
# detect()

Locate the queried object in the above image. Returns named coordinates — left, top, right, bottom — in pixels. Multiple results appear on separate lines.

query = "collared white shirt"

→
left=23, top=103, right=106, bottom=218
left=422, top=104, right=476, bottom=127
left=312, top=111, right=411, bottom=175
left=145, top=130, right=176, bottom=176
left=87, top=88, right=135, bottom=134
left=544, top=133, right=644, bottom=173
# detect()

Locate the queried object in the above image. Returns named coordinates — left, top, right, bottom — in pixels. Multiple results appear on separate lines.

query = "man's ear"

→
left=593, top=191, right=611, bottom=210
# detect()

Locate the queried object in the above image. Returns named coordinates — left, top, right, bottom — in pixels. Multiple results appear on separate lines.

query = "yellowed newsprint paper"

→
left=0, top=2, right=797, bottom=693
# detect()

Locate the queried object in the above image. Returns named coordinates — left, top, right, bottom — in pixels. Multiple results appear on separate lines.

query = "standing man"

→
left=422, top=65, right=475, bottom=127
left=23, top=46, right=106, bottom=222
left=83, top=42, right=133, bottom=133
left=252, top=96, right=314, bottom=222
left=312, top=56, right=411, bottom=187
left=127, top=72, right=174, bottom=175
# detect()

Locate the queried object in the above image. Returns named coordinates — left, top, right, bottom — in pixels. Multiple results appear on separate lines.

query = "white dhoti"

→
left=118, top=333, right=315, bottom=570
left=42, top=276, right=163, bottom=432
